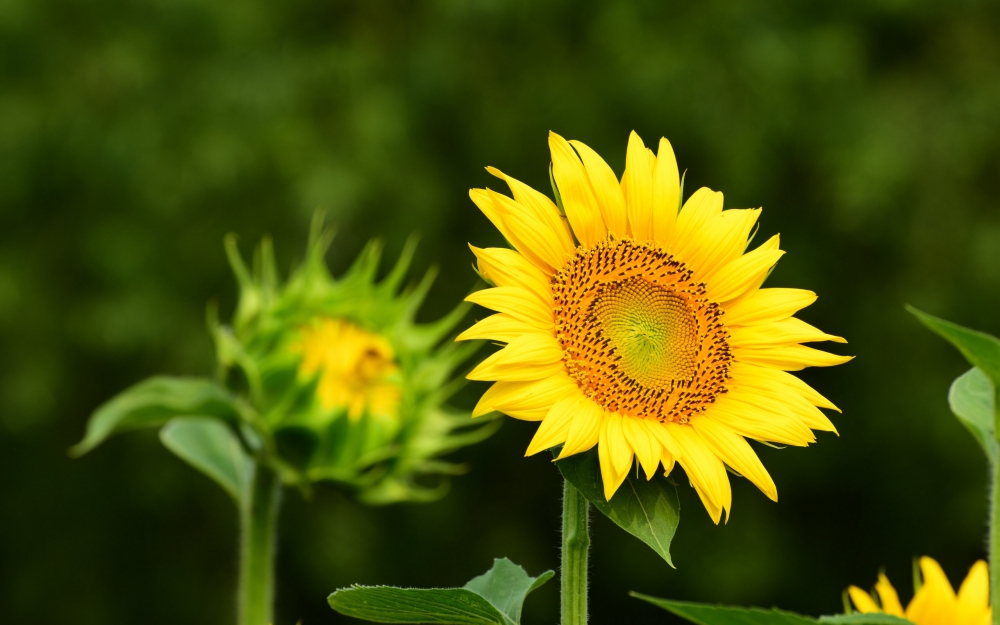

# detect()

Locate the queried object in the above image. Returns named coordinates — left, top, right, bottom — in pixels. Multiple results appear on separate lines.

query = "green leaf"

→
left=462, top=558, right=555, bottom=625
left=328, top=587, right=502, bottom=624
left=159, top=417, right=253, bottom=504
left=907, top=306, right=1000, bottom=389
left=630, top=594, right=914, bottom=625
left=908, top=306, right=1000, bottom=462
left=948, top=367, right=998, bottom=465
left=555, top=448, right=680, bottom=566
left=328, top=558, right=553, bottom=625
left=819, top=615, right=913, bottom=624
left=630, top=594, right=817, bottom=625
left=72, top=376, right=243, bottom=456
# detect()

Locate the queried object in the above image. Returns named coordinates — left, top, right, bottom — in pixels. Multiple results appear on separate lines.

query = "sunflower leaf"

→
left=630, top=594, right=818, bottom=624
left=327, top=558, right=553, bottom=625
left=630, top=594, right=914, bottom=625
left=555, top=448, right=680, bottom=566
left=159, top=417, right=254, bottom=505
left=71, top=376, right=243, bottom=457
left=948, top=367, right=998, bottom=465
left=907, top=306, right=1000, bottom=384
left=908, top=305, right=1000, bottom=454
left=819, top=616, right=914, bottom=624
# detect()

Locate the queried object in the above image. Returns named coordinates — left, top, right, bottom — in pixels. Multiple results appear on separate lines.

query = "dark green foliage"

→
left=71, top=376, right=244, bottom=456
left=948, top=368, right=998, bottom=466
left=328, top=558, right=553, bottom=625
left=632, top=594, right=913, bottom=625
left=909, top=306, right=1000, bottom=466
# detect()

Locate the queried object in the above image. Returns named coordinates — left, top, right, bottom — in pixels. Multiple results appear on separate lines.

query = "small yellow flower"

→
left=460, top=131, right=851, bottom=521
left=848, top=556, right=991, bottom=625
left=296, top=318, right=400, bottom=421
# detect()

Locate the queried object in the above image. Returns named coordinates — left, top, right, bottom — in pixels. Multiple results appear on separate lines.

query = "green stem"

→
left=238, top=461, right=282, bottom=625
left=561, top=479, right=590, bottom=625
left=991, top=458, right=1000, bottom=625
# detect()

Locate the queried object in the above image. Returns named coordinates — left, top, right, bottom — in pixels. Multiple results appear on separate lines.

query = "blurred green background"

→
left=3, top=0, right=1000, bottom=623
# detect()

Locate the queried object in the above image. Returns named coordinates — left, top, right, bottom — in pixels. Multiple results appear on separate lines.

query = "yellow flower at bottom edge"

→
left=458, top=130, right=852, bottom=522
left=849, top=556, right=991, bottom=625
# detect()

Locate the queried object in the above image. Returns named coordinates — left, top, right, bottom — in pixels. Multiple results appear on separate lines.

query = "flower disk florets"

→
left=553, top=237, right=731, bottom=422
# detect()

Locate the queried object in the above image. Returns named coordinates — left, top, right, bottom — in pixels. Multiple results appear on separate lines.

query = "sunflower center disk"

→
left=593, top=278, right=698, bottom=387
left=552, top=238, right=732, bottom=423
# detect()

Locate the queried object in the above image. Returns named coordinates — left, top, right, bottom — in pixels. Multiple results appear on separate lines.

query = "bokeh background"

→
left=3, top=0, right=1000, bottom=623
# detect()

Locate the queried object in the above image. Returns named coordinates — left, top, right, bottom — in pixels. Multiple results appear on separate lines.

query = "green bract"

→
left=74, top=215, right=496, bottom=504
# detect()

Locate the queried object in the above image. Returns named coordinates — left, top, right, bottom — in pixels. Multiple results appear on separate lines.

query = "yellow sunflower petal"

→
left=569, top=139, right=628, bottom=236
left=473, top=374, right=579, bottom=420
left=643, top=419, right=682, bottom=458
left=729, top=361, right=841, bottom=412
left=651, top=137, right=680, bottom=247
left=470, top=188, right=515, bottom=245
left=693, top=482, right=724, bottom=525
left=488, top=189, right=572, bottom=271
left=691, top=417, right=777, bottom=501
left=467, top=333, right=563, bottom=382
left=598, top=413, right=634, bottom=500
left=875, top=573, right=906, bottom=618
left=661, top=448, right=676, bottom=476
left=683, top=208, right=761, bottom=282
left=730, top=317, right=847, bottom=348
left=724, top=288, right=818, bottom=325
left=707, top=235, right=784, bottom=303
left=605, top=413, right=635, bottom=478
left=956, top=561, right=991, bottom=624
left=525, top=396, right=576, bottom=455
left=465, top=286, right=553, bottom=330
left=734, top=344, right=854, bottom=371
left=708, top=395, right=816, bottom=446
left=456, top=313, right=537, bottom=343
left=622, top=416, right=661, bottom=480
left=674, top=187, right=723, bottom=252
left=726, top=381, right=838, bottom=434
left=622, top=131, right=654, bottom=241
left=471, top=188, right=554, bottom=273
left=907, top=557, right=957, bottom=625
left=557, top=396, right=604, bottom=458
left=549, top=131, right=606, bottom=248
left=667, top=423, right=732, bottom=522
left=849, top=587, right=881, bottom=614
left=471, top=245, right=553, bottom=305
left=486, top=166, right=576, bottom=254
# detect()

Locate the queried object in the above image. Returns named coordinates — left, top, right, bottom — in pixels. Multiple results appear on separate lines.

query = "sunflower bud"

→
left=206, top=215, right=495, bottom=503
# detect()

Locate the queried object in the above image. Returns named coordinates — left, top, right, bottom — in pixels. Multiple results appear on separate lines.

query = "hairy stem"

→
left=238, top=461, right=281, bottom=625
left=561, top=479, right=590, bottom=625
left=991, top=458, right=1000, bottom=625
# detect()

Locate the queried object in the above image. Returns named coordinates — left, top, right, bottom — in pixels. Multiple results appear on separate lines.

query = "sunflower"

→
left=848, top=557, right=991, bottom=625
left=458, top=131, right=851, bottom=522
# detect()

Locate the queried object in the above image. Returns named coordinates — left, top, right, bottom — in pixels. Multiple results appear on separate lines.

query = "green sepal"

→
left=948, top=367, right=998, bottom=465
left=159, top=417, right=254, bottom=505
left=630, top=594, right=913, bottom=625
left=71, top=376, right=245, bottom=457
left=327, top=558, right=554, bottom=625
left=908, top=305, right=1000, bottom=455
left=554, top=447, right=680, bottom=566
